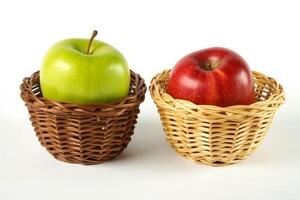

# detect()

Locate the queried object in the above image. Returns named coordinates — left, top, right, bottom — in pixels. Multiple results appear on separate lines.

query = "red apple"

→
left=167, top=47, right=255, bottom=107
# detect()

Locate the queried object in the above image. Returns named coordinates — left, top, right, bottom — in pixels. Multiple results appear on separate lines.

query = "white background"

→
left=0, top=0, right=299, bottom=199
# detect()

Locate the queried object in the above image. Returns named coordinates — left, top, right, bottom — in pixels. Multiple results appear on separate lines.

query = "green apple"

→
left=40, top=30, right=130, bottom=104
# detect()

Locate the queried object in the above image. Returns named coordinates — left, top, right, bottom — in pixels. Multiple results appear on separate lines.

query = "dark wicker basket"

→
left=20, top=70, right=146, bottom=165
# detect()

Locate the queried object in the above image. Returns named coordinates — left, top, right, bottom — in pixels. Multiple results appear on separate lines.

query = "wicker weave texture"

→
left=150, top=70, right=284, bottom=166
left=20, top=70, right=146, bottom=165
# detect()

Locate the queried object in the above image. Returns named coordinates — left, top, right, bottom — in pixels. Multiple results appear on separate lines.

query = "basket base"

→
left=49, top=150, right=125, bottom=165
left=185, top=155, right=247, bottom=167
left=168, top=140, right=256, bottom=167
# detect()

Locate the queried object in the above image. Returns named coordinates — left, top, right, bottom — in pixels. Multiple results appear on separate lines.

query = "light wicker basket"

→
left=150, top=70, right=285, bottom=166
left=20, top=70, right=146, bottom=165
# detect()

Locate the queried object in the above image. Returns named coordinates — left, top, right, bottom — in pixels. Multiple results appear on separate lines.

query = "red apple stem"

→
left=86, top=30, right=98, bottom=54
left=207, top=63, right=212, bottom=70
left=204, top=63, right=212, bottom=71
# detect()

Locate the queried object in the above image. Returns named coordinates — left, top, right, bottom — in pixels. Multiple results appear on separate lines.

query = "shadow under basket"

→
left=150, top=70, right=285, bottom=166
left=20, top=70, right=146, bottom=165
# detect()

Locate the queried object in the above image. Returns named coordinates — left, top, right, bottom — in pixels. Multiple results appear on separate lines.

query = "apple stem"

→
left=208, top=64, right=212, bottom=70
left=86, top=30, right=98, bottom=55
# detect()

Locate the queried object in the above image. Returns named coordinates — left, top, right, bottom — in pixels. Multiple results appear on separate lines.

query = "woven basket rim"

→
left=20, top=70, right=147, bottom=114
left=150, top=69, right=285, bottom=111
